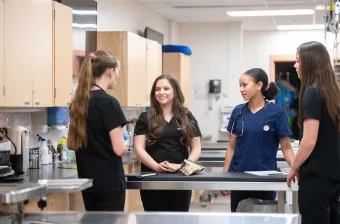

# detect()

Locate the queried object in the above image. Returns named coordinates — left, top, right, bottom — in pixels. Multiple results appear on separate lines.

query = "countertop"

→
left=10, top=152, right=139, bottom=184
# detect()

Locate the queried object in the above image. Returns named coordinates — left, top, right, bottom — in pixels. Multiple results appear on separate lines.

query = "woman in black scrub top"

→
left=134, top=74, right=202, bottom=212
left=287, top=41, right=340, bottom=224
left=68, top=50, right=128, bottom=211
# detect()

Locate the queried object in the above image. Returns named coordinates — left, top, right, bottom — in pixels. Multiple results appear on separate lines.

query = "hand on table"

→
left=155, top=161, right=170, bottom=173
left=286, top=168, right=299, bottom=187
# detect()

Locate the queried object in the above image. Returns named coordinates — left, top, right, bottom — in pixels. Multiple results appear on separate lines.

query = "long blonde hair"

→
left=68, top=50, right=119, bottom=151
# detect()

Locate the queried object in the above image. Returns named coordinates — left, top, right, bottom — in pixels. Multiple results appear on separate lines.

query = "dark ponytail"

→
left=244, top=68, right=280, bottom=100
left=263, top=82, right=280, bottom=100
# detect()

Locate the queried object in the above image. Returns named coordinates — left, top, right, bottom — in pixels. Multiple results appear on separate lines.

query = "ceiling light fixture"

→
left=72, top=10, right=97, bottom=15
left=277, top=24, right=324, bottom=30
left=227, top=9, right=315, bottom=17
left=72, top=23, right=97, bottom=29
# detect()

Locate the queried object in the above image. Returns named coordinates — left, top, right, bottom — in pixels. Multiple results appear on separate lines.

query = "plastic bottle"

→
left=39, top=137, right=49, bottom=165
left=123, top=131, right=129, bottom=147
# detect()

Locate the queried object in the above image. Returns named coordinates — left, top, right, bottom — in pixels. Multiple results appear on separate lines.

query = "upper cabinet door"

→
left=127, top=32, right=147, bottom=107
left=0, top=0, right=5, bottom=106
left=31, top=0, right=53, bottom=107
left=146, top=39, right=162, bottom=104
left=4, top=0, right=34, bottom=106
left=53, top=2, right=73, bottom=107
left=4, top=0, right=53, bottom=107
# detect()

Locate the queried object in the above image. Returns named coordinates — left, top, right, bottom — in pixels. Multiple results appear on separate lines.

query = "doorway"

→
left=275, top=61, right=301, bottom=140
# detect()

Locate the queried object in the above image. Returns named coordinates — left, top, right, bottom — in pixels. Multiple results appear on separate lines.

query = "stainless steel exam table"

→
left=126, top=172, right=299, bottom=214
left=0, top=211, right=301, bottom=224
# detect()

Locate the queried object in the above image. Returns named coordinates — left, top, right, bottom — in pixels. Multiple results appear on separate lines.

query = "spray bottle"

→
left=38, top=136, right=49, bottom=165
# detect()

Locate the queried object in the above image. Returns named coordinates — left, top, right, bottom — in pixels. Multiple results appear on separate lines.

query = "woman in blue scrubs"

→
left=221, top=68, right=296, bottom=212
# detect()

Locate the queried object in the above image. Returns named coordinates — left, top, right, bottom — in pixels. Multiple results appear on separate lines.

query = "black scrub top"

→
left=134, top=111, right=202, bottom=172
left=75, top=89, right=128, bottom=193
left=299, top=85, right=340, bottom=181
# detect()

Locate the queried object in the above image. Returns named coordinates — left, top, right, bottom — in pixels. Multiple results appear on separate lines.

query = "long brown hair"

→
left=147, top=74, right=198, bottom=148
left=68, top=50, right=119, bottom=151
left=297, top=41, right=340, bottom=131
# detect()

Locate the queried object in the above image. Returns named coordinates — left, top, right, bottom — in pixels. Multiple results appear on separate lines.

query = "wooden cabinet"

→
left=146, top=39, right=162, bottom=101
left=86, top=31, right=162, bottom=107
left=3, top=0, right=72, bottom=107
left=53, top=2, right=73, bottom=107
left=4, top=0, right=52, bottom=107
left=162, top=53, right=191, bottom=107
left=0, top=0, right=4, bottom=106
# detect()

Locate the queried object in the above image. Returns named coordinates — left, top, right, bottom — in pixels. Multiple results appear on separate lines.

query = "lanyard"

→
left=94, top=84, right=106, bottom=93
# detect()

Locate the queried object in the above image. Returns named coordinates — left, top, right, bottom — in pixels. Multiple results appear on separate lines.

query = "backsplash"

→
left=0, top=107, right=146, bottom=151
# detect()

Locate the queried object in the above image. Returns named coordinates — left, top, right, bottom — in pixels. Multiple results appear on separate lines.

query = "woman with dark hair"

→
left=68, top=50, right=128, bottom=211
left=133, top=74, right=202, bottom=211
left=287, top=41, right=340, bottom=224
left=220, top=68, right=296, bottom=212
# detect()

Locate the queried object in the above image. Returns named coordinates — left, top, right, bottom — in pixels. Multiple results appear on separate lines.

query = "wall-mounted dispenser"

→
left=208, top=79, right=221, bottom=110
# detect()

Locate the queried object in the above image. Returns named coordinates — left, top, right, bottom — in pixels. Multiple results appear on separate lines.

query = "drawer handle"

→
left=35, top=101, right=40, bottom=105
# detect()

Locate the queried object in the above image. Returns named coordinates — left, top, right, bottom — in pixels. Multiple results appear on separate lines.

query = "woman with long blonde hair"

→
left=68, top=50, right=128, bottom=211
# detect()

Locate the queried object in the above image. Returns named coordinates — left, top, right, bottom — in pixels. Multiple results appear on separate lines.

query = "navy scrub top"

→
left=227, top=102, right=291, bottom=172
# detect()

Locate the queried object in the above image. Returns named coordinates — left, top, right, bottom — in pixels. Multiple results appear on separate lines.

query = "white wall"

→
left=96, top=0, right=169, bottom=43
left=179, top=23, right=232, bottom=139
left=72, top=29, right=86, bottom=51
left=177, top=24, right=336, bottom=140
left=168, top=20, right=179, bottom=44
left=243, top=30, right=334, bottom=75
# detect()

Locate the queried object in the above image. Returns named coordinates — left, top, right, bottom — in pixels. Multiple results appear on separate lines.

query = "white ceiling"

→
left=137, top=0, right=326, bottom=30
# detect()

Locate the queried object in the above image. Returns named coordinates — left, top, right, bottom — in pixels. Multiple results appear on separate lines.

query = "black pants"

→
left=299, top=174, right=340, bottom=224
left=82, top=191, right=125, bottom=211
left=230, top=190, right=276, bottom=212
left=140, top=190, right=192, bottom=211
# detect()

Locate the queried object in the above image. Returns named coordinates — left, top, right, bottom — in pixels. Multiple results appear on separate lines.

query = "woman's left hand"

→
left=286, top=168, right=299, bottom=187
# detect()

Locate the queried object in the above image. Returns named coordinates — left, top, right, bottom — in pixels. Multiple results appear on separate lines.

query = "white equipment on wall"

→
left=220, top=97, right=234, bottom=133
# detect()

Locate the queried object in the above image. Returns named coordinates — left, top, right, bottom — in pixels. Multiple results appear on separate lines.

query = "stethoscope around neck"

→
left=174, top=118, right=187, bottom=130
left=230, top=101, right=270, bottom=137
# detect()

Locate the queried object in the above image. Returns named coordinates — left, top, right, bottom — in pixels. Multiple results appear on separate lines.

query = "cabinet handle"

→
left=24, top=101, right=30, bottom=106
left=35, top=101, right=40, bottom=105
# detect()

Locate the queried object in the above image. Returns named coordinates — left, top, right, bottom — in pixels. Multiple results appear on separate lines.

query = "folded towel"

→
left=180, top=160, right=205, bottom=176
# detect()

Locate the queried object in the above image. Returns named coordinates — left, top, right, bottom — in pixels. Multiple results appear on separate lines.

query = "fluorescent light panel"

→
left=73, top=10, right=97, bottom=15
left=277, top=24, right=324, bottom=30
left=72, top=23, right=97, bottom=29
left=227, top=9, right=314, bottom=17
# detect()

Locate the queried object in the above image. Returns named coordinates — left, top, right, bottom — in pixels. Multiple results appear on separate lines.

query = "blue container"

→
left=162, top=45, right=192, bottom=56
left=47, top=107, right=70, bottom=126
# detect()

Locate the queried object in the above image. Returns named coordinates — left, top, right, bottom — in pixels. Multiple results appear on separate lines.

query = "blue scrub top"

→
left=227, top=102, right=291, bottom=172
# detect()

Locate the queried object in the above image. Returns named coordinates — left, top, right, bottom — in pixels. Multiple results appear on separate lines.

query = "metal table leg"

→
left=292, top=191, right=299, bottom=213
left=278, top=191, right=285, bottom=213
